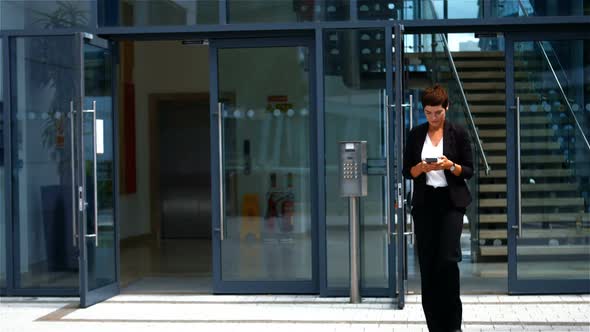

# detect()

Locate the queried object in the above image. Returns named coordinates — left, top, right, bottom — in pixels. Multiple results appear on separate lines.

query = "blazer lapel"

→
left=443, top=119, right=451, bottom=158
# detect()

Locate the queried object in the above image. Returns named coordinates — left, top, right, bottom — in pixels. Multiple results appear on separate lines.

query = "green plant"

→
left=32, top=1, right=89, bottom=175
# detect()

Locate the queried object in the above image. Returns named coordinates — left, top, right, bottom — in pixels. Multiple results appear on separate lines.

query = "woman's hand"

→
left=431, top=155, right=453, bottom=171
left=411, top=160, right=437, bottom=177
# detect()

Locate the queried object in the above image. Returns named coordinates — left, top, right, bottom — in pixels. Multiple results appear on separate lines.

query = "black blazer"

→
left=402, top=120, right=474, bottom=208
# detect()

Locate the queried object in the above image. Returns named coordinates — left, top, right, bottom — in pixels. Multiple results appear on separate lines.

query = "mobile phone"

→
left=424, top=157, right=438, bottom=163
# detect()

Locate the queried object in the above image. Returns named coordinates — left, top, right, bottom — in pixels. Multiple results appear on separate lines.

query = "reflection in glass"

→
left=13, top=36, right=79, bottom=289
left=514, top=39, right=590, bottom=280
left=83, top=44, right=116, bottom=290
left=493, top=0, right=588, bottom=17
left=403, top=33, right=509, bottom=293
left=228, top=0, right=348, bottom=23
left=108, top=0, right=218, bottom=26
left=324, top=29, right=389, bottom=289
left=1, top=1, right=94, bottom=30
left=218, top=46, right=312, bottom=281
left=0, top=39, right=5, bottom=289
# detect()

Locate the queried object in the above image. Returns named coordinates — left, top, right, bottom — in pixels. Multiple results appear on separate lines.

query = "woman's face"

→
left=424, top=104, right=447, bottom=129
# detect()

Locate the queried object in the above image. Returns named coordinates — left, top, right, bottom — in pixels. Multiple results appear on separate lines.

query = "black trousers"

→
left=411, top=186, right=464, bottom=332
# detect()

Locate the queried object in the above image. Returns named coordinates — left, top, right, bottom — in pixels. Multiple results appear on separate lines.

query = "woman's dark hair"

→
left=422, top=84, right=449, bottom=108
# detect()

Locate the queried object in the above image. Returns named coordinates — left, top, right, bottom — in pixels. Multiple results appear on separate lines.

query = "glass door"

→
left=77, top=34, right=118, bottom=307
left=210, top=38, right=316, bottom=292
left=506, top=33, right=590, bottom=293
left=9, top=33, right=118, bottom=304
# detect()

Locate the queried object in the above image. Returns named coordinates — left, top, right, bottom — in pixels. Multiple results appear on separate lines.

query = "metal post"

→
left=349, top=196, right=361, bottom=304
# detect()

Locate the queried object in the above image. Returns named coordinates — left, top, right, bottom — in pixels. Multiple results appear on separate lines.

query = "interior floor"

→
left=121, top=238, right=212, bottom=294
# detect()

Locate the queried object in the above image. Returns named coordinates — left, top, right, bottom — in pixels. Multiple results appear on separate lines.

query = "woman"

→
left=402, top=84, right=474, bottom=332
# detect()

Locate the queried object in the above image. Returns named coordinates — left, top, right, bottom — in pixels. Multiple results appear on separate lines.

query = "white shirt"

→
left=421, top=134, right=448, bottom=188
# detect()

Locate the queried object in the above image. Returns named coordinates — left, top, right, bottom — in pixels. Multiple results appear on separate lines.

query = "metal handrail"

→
left=517, top=0, right=590, bottom=151
left=426, top=0, right=492, bottom=175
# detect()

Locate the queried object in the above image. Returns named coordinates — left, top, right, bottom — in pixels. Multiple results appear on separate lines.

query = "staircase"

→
left=444, top=51, right=590, bottom=267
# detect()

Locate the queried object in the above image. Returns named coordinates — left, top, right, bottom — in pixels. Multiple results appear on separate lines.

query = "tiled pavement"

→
left=1, top=294, right=588, bottom=331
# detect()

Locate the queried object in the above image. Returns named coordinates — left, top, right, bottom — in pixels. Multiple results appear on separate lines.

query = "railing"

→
left=517, top=0, right=590, bottom=152
left=426, top=0, right=492, bottom=176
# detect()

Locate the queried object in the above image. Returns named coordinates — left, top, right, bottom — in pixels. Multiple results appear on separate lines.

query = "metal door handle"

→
left=216, top=102, right=225, bottom=241
left=83, top=101, right=98, bottom=246
left=385, top=94, right=391, bottom=244
left=70, top=101, right=78, bottom=247
left=515, top=96, right=522, bottom=238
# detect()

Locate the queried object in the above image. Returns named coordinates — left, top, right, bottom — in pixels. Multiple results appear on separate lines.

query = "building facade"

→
left=0, top=0, right=589, bottom=308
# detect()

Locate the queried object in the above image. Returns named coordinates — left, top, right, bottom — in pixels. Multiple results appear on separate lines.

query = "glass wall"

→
left=493, top=0, right=589, bottom=17
left=11, top=36, right=79, bottom=289
left=403, top=32, right=508, bottom=293
left=0, top=38, right=5, bottom=289
left=103, top=0, right=219, bottom=26
left=1, top=1, right=95, bottom=30
left=324, top=29, right=390, bottom=289
left=513, top=38, right=590, bottom=281
left=228, top=0, right=349, bottom=23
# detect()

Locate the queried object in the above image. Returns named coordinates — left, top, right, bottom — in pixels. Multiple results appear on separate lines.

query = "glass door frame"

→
left=77, top=33, right=120, bottom=307
left=505, top=31, right=590, bottom=294
left=3, top=32, right=119, bottom=303
left=209, top=36, right=319, bottom=293
left=393, top=23, right=407, bottom=309
left=317, top=25, right=403, bottom=303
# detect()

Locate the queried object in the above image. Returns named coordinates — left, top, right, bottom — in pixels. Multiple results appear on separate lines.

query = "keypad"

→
left=343, top=161, right=359, bottom=179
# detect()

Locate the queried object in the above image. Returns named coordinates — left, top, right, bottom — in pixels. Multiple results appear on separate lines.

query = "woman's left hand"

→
left=432, top=155, right=453, bottom=171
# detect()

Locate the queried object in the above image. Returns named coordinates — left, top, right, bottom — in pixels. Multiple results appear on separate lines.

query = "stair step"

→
left=463, top=82, right=505, bottom=90
left=480, top=169, right=574, bottom=178
left=486, top=155, right=565, bottom=163
left=480, top=213, right=590, bottom=224
left=480, top=229, right=590, bottom=240
left=462, top=82, right=533, bottom=91
left=473, top=116, right=550, bottom=125
left=479, top=197, right=585, bottom=208
left=471, top=105, right=506, bottom=113
left=454, top=60, right=505, bottom=68
left=479, top=183, right=579, bottom=193
left=480, top=245, right=590, bottom=256
left=442, top=72, right=529, bottom=79
left=467, top=93, right=538, bottom=102
left=482, top=142, right=561, bottom=151
left=450, top=51, right=504, bottom=58
left=476, top=264, right=590, bottom=278
left=478, top=129, right=555, bottom=138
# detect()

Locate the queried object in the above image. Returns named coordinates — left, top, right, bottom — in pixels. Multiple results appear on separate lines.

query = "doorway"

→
left=117, top=41, right=213, bottom=294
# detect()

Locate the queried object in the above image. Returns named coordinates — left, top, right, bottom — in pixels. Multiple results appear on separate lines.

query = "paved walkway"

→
left=1, top=294, right=589, bottom=331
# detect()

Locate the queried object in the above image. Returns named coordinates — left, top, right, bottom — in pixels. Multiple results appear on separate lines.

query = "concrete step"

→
left=462, top=82, right=532, bottom=91
left=473, top=115, right=551, bottom=126
left=482, top=142, right=561, bottom=151
left=479, top=197, right=585, bottom=208
left=454, top=60, right=505, bottom=68
left=480, top=229, right=590, bottom=240
left=486, top=155, right=565, bottom=164
left=478, top=129, right=555, bottom=138
left=471, top=105, right=506, bottom=113
left=479, top=183, right=579, bottom=193
left=450, top=51, right=504, bottom=58
left=467, top=93, right=538, bottom=102
left=480, top=169, right=574, bottom=178
left=463, top=82, right=505, bottom=90
left=479, top=213, right=590, bottom=224
left=480, top=244, right=590, bottom=256
left=442, top=71, right=529, bottom=79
